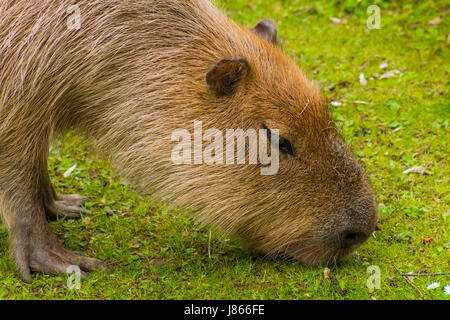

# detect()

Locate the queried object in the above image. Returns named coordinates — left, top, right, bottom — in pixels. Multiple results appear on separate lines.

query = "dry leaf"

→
left=379, top=62, right=388, bottom=69
left=379, top=70, right=401, bottom=80
left=331, top=101, right=343, bottom=107
left=330, top=17, right=341, bottom=24
left=352, top=100, right=369, bottom=104
left=359, top=73, right=367, bottom=86
left=330, top=17, right=347, bottom=25
left=403, top=166, right=432, bottom=175
left=63, top=164, right=77, bottom=178
left=324, top=268, right=331, bottom=279
left=429, top=17, right=442, bottom=26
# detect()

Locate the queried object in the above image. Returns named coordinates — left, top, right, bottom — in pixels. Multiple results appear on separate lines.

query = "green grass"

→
left=0, top=0, right=449, bottom=300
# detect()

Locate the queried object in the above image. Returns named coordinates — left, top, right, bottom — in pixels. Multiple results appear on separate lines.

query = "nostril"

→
left=340, top=230, right=366, bottom=249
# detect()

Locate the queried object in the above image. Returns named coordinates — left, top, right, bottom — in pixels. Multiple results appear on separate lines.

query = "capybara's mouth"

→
left=285, top=233, right=373, bottom=267
left=292, top=247, right=357, bottom=267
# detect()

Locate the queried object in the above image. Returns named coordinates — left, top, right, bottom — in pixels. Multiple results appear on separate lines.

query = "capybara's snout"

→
left=331, top=208, right=377, bottom=252
left=332, top=200, right=378, bottom=250
left=278, top=180, right=378, bottom=266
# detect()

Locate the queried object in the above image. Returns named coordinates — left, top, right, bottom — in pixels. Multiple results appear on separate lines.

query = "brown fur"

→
left=0, top=0, right=377, bottom=282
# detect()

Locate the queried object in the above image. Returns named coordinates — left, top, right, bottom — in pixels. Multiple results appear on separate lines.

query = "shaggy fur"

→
left=0, top=0, right=377, bottom=282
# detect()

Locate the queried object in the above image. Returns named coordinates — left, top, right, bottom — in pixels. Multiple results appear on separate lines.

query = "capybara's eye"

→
left=262, top=125, right=295, bottom=157
left=279, top=136, right=295, bottom=156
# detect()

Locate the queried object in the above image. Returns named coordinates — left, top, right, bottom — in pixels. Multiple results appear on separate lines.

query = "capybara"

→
left=0, top=0, right=378, bottom=283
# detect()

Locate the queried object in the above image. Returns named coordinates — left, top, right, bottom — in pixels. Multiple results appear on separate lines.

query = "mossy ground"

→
left=0, top=0, right=448, bottom=300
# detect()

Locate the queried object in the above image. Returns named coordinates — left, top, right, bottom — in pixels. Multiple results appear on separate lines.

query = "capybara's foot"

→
left=11, top=227, right=108, bottom=283
left=45, top=194, right=91, bottom=219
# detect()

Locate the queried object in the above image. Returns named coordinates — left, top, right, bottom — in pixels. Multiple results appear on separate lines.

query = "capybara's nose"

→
left=339, top=230, right=368, bottom=249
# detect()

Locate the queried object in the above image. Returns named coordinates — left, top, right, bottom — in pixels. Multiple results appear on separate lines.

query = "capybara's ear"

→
left=252, top=19, right=277, bottom=44
left=206, top=56, right=250, bottom=97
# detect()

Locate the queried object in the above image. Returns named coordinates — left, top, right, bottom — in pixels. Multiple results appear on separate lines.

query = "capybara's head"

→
left=187, top=19, right=377, bottom=266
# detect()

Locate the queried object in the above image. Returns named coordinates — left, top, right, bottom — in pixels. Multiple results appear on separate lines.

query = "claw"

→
left=45, top=194, right=92, bottom=219
left=58, top=194, right=90, bottom=206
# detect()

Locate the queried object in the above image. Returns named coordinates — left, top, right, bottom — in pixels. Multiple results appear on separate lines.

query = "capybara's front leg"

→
left=0, top=138, right=107, bottom=283
left=41, top=175, right=92, bottom=219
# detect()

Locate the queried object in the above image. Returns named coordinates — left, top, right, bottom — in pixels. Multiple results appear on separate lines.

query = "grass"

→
left=0, top=0, right=449, bottom=300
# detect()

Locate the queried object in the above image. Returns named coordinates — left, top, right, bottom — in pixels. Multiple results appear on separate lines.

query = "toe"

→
left=10, top=234, right=32, bottom=283
left=58, top=194, right=90, bottom=206
left=77, top=255, right=110, bottom=273
left=46, top=202, right=92, bottom=219
left=59, top=204, right=92, bottom=216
